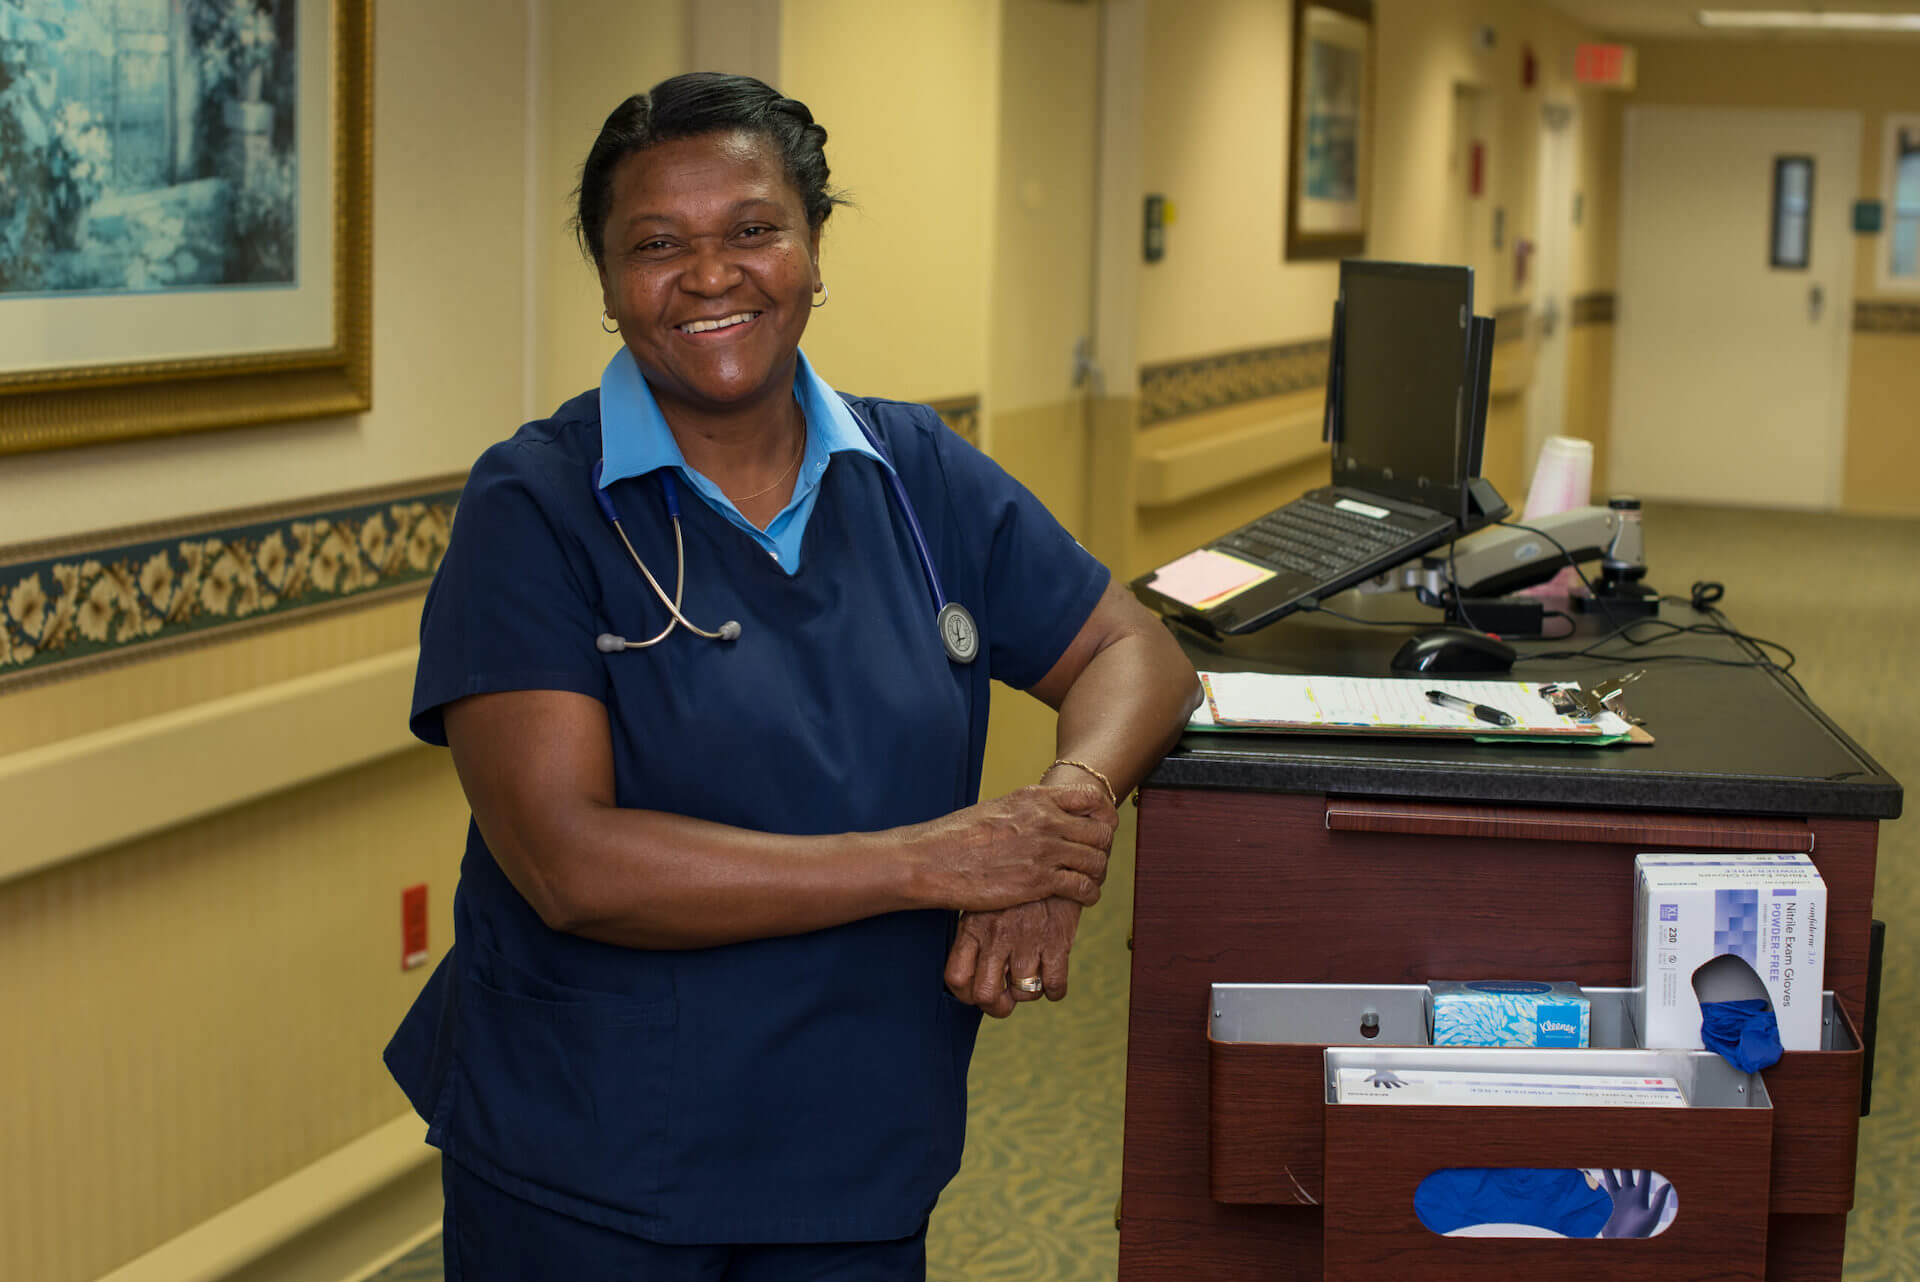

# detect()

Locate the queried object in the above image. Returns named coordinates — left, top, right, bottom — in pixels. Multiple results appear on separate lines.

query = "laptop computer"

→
left=1130, top=259, right=1508, bottom=637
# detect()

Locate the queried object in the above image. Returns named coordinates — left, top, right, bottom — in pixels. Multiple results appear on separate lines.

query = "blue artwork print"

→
left=1303, top=36, right=1359, bottom=203
left=0, top=0, right=296, bottom=296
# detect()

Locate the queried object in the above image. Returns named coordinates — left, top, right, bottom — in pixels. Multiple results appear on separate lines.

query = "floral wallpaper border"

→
left=928, top=396, right=981, bottom=446
left=0, top=477, right=463, bottom=691
left=1137, top=338, right=1331, bottom=427
left=1572, top=292, right=1617, bottom=326
left=1856, top=301, right=1920, bottom=334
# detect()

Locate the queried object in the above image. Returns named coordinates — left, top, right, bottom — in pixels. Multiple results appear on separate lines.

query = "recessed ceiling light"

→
left=1696, top=9, right=1920, bottom=29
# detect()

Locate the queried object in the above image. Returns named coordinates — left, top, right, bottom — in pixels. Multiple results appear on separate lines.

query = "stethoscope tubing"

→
left=591, top=399, right=971, bottom=660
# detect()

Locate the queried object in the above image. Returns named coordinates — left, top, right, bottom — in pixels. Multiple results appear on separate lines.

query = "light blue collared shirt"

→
left=597, top=348, right=889, bottom=574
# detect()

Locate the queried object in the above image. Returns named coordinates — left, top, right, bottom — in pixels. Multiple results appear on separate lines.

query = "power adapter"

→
left=1446, top=596, right=1546, bottom=638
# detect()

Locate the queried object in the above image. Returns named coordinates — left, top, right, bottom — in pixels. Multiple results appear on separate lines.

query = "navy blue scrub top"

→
left=385, top=385, right=1110, bottom=1245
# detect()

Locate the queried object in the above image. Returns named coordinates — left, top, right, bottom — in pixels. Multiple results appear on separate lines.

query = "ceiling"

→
left=1539, top=0, right=1920, bottom=39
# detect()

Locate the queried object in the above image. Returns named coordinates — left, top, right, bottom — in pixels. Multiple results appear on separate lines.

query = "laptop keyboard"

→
left=1217, top=500, right=1431, bottom=579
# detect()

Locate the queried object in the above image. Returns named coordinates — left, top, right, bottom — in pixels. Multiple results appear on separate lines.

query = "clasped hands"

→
left=921, top=779, right=1118, bottom=1019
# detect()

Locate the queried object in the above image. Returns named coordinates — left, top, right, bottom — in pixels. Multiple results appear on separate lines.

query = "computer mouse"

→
left=1389, top=628, right=1518, bottom=675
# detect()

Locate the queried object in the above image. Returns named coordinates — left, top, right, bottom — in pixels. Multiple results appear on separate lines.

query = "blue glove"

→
left=1699, top=998, right=1783, bottom=1072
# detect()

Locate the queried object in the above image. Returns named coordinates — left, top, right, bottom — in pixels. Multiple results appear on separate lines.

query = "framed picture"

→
left=0, top=0, right=371, bottom=456
left=1286, top=0, right=1373, bottom=261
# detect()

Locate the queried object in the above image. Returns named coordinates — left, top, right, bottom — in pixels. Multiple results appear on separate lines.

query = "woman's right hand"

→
left=905, top=783, right=1117, bottom=912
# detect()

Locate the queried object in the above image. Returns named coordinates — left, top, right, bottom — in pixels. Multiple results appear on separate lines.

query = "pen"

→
left=1426, top=689, right=1517, bottom=727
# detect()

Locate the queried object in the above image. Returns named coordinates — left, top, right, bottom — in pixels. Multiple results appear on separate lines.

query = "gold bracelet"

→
left=1050, top=757, right=1118, bottom=809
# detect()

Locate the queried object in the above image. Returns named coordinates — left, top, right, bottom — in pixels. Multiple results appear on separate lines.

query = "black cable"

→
left=1490, top=517, right=1626, bottom=629
left=1294, top=599, right=1446, bottom=629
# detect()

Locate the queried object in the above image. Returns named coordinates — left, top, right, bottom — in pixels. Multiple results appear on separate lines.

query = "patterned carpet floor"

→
left=370, top=504, right=1918, bottom=1282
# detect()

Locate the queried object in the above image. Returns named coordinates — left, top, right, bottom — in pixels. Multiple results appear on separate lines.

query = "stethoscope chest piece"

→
left=937, top=601, right=978, bottom=665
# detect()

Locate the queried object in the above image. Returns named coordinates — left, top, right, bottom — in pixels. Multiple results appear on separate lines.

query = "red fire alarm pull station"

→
left=402, top=883, right=429, bottom=970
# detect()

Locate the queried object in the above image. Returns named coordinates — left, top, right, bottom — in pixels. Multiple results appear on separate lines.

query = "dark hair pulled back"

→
left=573, top=72, right=847, bottom=267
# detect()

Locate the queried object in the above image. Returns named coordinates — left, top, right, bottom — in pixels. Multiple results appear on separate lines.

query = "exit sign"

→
left=1575, top=43, right=1637, bottom=90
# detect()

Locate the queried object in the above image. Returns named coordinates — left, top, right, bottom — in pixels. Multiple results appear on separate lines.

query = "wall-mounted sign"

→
left=1575, top=43, right=1637, bottom=90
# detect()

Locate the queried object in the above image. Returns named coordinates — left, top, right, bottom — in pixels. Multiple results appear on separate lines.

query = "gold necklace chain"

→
left=725, top=427, right=806, bottom=504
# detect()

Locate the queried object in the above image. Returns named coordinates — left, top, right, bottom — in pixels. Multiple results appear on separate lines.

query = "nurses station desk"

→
left=1117, top=605, right=1901, bottom=1282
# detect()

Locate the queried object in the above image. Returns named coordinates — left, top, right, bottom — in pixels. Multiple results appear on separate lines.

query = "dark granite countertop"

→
left=1146, top=601, right=1903, bottom=820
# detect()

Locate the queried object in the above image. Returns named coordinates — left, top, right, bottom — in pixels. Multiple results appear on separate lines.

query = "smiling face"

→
left=596, top=130, right=823, bottom=427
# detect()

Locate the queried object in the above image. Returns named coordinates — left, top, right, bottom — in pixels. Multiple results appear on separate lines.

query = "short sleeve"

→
left=921, top=418, right=1110, bottom=691
left=409, top=442, right=608, bottom=745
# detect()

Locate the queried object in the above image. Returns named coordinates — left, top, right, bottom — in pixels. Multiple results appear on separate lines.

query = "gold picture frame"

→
left=0, top=0, right=372, bottom=456
left=1285, top=0, right=1373, bottom=261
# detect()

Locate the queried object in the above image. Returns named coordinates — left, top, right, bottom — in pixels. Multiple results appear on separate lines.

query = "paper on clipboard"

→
left=1196, top=672, right=1634, bottom=740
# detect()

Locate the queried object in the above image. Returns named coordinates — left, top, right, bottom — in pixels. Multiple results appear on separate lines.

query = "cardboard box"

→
left=1632, top=854, right=1826, bottom=1051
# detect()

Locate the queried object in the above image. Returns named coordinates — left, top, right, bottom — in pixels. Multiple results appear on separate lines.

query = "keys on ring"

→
left=1011, top=975, right=1045, bottom=994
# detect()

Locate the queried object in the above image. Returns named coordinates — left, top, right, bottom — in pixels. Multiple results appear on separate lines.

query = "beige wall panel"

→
left=1572, top=95, right=1624, bottom=295
left=1481, top=393, right=1530, bottom=505
left=1138, top=0, right=1335, bottom=362
left=0, top=0, right=531, bottom=546
left=988, top=0, right=1099, bottom=417
left=1843, top=334, right=1920, bottom=516
left=779, top=1, right=998, bottom=402
left=990, top=403, right=1091, bottom=541
left=1562, top=322, right=1615, bottom=494
left=0, top=747, right=466, bottom=1282
left=538, top=2, right=691, bottom=415
left=0, top=596, right=423, bottom=758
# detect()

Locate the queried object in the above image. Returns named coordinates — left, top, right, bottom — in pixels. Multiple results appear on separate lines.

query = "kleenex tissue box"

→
left=1429, top=981, right=1591, bottom=1048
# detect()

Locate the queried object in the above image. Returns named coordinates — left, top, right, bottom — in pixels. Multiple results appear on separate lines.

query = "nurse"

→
left=386, top=72, right=1200, bottom=1280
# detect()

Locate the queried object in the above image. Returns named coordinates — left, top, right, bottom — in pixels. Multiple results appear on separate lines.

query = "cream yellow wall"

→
left=0, top=3, right=549, bottom=1278
left=1629, top=38, right=1920, bottom=515
left=1, top=742, right=465, bottom=1282
left=777, top=0, right=998, bottom=404
left=1842, top=334, right=1920, bottom=516
left=536, top=3, right=690, bottom=414
left=1134, top=0, right=1613, bottom=551
left=0, top=1, right=532, bottom=547
left=982, top=0, right=1100, bottom=536
left=1564, top=320, right=1616, bottom=491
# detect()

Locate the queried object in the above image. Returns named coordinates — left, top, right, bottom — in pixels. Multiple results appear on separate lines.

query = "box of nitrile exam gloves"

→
left=1429, top=981, right=1591, bottom=1048
left=1632, top=853, right=1826, bottom=1051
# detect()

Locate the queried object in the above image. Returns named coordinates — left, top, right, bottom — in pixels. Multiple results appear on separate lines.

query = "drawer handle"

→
left=1324, top=801, right=1815, bottom=851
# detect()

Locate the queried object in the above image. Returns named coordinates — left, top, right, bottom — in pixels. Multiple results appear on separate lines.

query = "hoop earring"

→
left=601, top=311, right=620, bottom=334
left=811, top=284, right=829, bottom=310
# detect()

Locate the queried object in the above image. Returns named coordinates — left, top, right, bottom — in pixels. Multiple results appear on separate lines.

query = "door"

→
left=1611, top=107, right=1858, bottom=509
left=1526, top=101, right=1575, bottom=467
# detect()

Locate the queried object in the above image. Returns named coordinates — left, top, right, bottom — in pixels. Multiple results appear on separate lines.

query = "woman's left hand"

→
left=944, top=897, right=1084, bottom=1017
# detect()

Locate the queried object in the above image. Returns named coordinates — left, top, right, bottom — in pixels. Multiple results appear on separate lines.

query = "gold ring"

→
left=1011, top=976, right=1044, bottom=994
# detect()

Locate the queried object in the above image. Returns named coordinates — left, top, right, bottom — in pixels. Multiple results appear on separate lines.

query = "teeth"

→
left=681, top=312, right=758, bottom=334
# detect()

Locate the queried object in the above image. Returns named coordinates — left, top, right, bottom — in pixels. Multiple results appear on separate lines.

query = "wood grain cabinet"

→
left=1117, top=790, right=1881, bottom=1282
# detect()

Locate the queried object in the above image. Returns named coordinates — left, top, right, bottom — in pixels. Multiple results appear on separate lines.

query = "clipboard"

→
left=1194, top=672, right=1654, bottom=746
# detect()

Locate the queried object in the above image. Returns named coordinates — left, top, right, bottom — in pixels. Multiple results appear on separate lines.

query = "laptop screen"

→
left=1334, top=260, right=1475, bottom=515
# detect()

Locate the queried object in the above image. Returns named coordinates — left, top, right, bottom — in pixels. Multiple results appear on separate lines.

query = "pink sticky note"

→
left=1147, top=549, right=1275, bottom=609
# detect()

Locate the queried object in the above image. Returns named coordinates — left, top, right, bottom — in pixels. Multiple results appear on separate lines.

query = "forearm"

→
left=532, top=807, right=926, bottom=950
left=1044, top=624, right=1200, bottom=801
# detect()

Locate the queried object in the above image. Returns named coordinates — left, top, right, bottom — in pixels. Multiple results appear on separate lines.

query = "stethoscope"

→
left=591, top=403, right=979, bottom=664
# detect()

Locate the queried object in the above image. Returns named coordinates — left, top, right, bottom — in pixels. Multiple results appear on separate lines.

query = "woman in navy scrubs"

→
left=386, top=72, right=1200, bottom=1280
